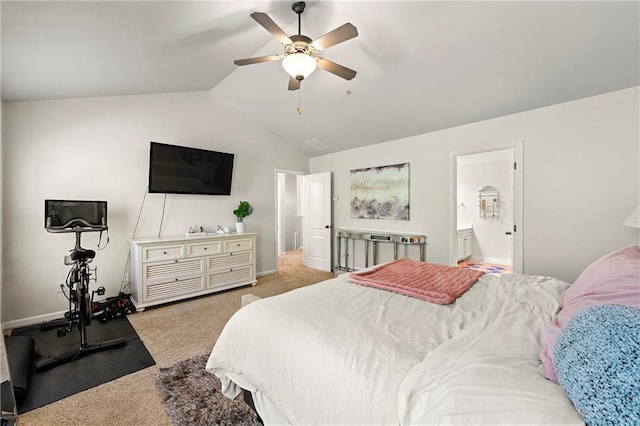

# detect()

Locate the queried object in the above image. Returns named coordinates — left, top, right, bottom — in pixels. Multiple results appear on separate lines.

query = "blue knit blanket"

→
left=554, top=304, right=640, bottom=425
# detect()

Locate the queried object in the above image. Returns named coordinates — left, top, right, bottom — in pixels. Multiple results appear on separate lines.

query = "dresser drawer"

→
left=143, top=244, right=185, bottom=262
left=187, top=241, right=223, bottom=257
left=209, top=251, right=253, bottom=271
left=144, top=258, right=204, bottom=283
left=208, top=265, right=253, bottom=289
left=223, top=238, right=253, bottom=253
left=145, top=275, right=204, bottom=302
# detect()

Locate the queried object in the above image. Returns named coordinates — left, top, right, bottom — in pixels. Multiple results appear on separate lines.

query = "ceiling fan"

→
left=234, top=1, right=358, bottom=90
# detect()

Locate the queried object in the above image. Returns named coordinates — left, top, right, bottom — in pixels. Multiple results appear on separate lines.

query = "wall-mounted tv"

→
left=148, top=142, right=235, bottom=195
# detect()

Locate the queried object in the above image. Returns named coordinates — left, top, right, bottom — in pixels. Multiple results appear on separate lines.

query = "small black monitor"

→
left=44, top=200, right=107, bottom=231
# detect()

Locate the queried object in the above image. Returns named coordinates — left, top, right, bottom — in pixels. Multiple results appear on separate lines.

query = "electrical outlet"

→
left=123, top=273, right=129, bottom=282
left=56, top=281, right=65, bottom=293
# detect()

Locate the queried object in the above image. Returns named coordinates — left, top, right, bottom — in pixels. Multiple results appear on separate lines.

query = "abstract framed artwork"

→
left=350, top=163, right=409, bottom=220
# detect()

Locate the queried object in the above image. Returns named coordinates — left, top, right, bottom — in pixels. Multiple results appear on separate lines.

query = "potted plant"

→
left=233, top=201, right=253, bottom=233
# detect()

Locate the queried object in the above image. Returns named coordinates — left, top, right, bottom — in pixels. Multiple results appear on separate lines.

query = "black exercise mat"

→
left=11, top=315, right=155, bottom=413
left=4, top=335, right=35, bottom=407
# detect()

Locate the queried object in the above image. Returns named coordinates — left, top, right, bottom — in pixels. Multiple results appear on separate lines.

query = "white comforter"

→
left=206, top=272, right=492, bottom=425
left=206, top=272, right=583, bottom=425
left=398, top=274, right=584, bottom=425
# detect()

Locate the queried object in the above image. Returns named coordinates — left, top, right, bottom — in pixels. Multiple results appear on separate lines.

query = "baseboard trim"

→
left=256, top=269, right=276, bottom=277
left=2, top=310, right=68, bottom=331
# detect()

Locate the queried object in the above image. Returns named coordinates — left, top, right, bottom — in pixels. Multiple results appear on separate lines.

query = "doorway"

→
left=450, top=142, right=523, bottom=273
left=275, top=170, right=306, bottom=271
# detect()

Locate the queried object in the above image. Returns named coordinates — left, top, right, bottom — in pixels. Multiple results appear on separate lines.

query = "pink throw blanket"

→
left=349, top=258, right=484, bottom=304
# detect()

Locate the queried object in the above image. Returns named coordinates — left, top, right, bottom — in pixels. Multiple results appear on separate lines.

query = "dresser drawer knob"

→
left=163, top=251, right=167, bottom=255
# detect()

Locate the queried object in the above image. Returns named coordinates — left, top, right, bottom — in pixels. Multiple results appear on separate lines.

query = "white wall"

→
left=311, top=87, right=640, bottom=283
left=2, top=91, right=308, bottom=325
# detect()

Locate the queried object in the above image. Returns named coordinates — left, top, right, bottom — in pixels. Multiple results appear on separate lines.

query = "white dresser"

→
left=129, top=233, right=257, bottom=311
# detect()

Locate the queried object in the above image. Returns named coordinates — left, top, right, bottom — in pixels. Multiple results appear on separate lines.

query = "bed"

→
left=206, top=245, right=640, bottom=425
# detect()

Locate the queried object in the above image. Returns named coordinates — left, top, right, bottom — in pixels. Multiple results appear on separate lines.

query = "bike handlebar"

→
left=46, top=217, right=108, bottom=233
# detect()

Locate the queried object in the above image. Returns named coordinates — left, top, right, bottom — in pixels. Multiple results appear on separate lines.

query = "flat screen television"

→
left=44, top=199, right=107, bottom=231
left=148, top=142, right=235, bottom=195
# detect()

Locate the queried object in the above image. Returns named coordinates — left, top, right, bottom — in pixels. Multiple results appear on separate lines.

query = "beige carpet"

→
left=18, top=250, right=334, bottom=425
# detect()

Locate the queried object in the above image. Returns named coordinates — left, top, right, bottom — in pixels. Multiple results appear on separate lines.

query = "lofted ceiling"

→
left=2, top=1, right=639, bottom=157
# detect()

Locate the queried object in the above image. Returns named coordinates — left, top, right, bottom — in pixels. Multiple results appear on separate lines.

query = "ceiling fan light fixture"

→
left=235, top=3, right=358, bottom=90
left=282, top=53, right=317, bottom=81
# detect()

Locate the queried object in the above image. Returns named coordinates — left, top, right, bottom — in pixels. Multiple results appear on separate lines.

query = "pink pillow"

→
left=539, top=245, right=640, bottom=382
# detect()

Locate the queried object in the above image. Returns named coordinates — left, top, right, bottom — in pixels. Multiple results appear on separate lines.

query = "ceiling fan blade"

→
left=234, top=55, right=282, bottom=66
left=250, top=12, right=292, bottom=45
left=316, top=58, right=357, bottom=80
left=288, top=76, right=301, bottom=91
left=311, top=23, right=358, bottom=51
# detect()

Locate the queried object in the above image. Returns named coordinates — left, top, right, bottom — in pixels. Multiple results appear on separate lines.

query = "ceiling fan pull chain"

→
left=296, top=91, right=303, bottom=115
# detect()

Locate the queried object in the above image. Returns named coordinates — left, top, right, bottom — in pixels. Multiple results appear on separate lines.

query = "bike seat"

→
left=70, top=248, right=96, bottom=261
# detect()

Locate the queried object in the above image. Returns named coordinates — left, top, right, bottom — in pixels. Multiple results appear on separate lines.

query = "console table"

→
left=129, top=233, right=256, bottom=311
left=335, top=229, right=427, bottom=272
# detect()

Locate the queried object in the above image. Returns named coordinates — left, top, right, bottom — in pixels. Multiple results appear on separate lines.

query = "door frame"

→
left=449, top=140, right=523, bottom=273
left=274, top=168, right=306, bottom=271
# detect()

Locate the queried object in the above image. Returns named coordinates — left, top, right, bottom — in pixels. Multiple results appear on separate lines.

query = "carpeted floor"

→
left=16, top=250, right=334, bottom=425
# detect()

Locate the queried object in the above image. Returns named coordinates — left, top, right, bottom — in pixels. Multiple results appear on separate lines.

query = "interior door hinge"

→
left=513, top=162, right=517, bottom=170
left=513, top=225, right=517, bottom=232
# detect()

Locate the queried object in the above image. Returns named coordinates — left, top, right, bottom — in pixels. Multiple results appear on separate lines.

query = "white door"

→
left=303, top=172, right=332, bottom=271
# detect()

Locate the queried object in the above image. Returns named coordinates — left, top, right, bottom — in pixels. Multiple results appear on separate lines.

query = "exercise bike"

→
left=39, top=207, right=126, bottom=371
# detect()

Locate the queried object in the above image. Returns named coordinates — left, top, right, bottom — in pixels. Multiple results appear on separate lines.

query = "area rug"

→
left=458, top=260, right=511, bottom=274
left=11, top=315, right=155, bottom=413
left=156, top=354, right=261, bottom=426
